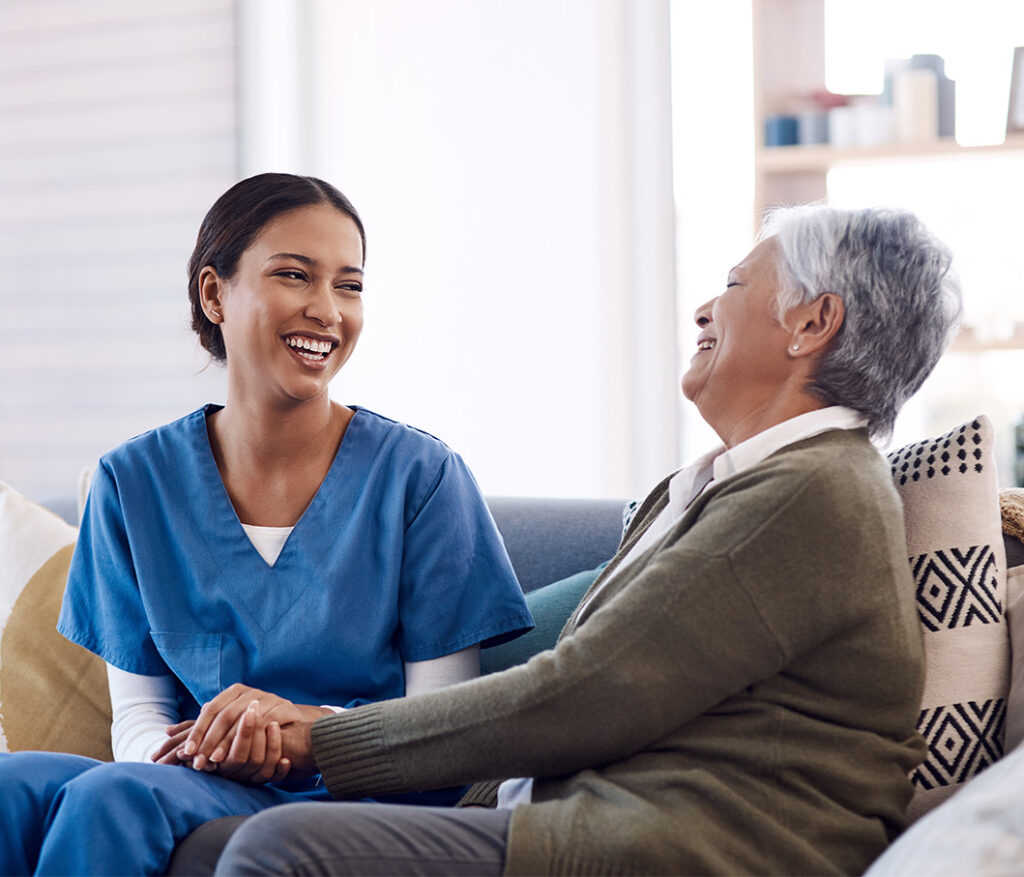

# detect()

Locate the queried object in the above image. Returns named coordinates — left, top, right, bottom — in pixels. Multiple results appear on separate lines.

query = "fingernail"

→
left=183, top=741, right=196, bottom=755
left=211, top=747, right=225, bottom=763
left=248, top=700, right=259, bottom=712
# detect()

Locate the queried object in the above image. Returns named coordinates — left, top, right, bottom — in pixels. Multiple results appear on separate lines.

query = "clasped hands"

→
left=151, top=683, right=332, bottom=784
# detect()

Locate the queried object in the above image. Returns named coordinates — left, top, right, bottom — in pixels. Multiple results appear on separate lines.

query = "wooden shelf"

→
left=951, top=325, right=1024, bottom=353
left=758, top=133, right=1024, bottom=173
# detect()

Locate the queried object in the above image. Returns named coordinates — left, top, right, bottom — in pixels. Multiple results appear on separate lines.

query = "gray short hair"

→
left=760, top=205, right=962, bottom=440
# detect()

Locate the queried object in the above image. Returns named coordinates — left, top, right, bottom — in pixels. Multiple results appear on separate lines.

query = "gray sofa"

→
left=483, top=496, right=624, bottom=593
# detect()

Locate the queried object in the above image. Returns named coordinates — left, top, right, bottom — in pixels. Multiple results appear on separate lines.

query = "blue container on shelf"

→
left=765, top=114, right=799, bottom=147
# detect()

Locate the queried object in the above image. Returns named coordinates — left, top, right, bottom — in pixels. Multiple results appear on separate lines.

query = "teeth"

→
left=697, top=339, right=715, bottom=351
left=286, top=336, right=333, bottom=355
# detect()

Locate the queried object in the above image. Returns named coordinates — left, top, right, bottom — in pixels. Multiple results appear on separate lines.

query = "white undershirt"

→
left=107, top=523, right=482, bottom=762
left=241, top=523, right=293, bottom=566
left=497, top=406, right=869, bottom=810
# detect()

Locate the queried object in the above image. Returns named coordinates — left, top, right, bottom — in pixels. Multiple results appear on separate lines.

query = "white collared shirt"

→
left=617, top=406, right=868, bottom=577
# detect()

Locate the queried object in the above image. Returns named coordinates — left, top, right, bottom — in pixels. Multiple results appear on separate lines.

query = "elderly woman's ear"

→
left=787, top=293, right=844, bottom=357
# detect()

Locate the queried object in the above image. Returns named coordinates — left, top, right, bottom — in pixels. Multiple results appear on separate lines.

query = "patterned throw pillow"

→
left=887, top=416, right=1008, bottom=822
left=0, top=481, right=112, bottom=760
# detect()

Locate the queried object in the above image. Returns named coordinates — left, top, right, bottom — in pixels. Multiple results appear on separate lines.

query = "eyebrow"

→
left=266, top=253, right=363, bottom=275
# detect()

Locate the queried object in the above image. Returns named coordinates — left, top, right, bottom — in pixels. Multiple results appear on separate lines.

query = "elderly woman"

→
left=182, top=204, right=961, bottom=875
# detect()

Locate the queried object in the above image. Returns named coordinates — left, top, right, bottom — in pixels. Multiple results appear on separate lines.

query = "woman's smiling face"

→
left=681, top=237, right=796, bottom=438
left=203, top=203, right=365, bottom=407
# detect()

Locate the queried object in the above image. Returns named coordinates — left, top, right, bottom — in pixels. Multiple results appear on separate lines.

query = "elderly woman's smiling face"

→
left=681, top=237, right=804, bottom=444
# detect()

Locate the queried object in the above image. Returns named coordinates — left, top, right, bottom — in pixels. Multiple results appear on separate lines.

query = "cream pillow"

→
left=0, top=480, right=112, bottom=760
left=887, top=415, right=1008, bottom=822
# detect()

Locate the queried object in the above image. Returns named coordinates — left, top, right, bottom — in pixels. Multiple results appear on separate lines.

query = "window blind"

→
left=0, top=0, right=236, bottom=501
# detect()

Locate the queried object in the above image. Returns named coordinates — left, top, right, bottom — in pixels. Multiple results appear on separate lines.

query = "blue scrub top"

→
left=58, top=405, right=533, bottom=720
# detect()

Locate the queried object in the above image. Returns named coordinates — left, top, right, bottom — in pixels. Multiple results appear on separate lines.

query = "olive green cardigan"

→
left=312, top=429, right=926, bottom=875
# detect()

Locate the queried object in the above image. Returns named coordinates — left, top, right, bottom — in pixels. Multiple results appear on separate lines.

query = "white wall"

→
left=1, top=0, right=679, bottom=503
left=238, top=0, right=680, bottom=500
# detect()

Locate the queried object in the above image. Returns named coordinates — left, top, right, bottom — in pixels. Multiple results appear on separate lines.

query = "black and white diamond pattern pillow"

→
left=887, top=416, right=1009, bottom=823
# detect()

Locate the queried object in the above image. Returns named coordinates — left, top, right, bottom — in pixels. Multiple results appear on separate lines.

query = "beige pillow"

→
left=0, top=481, right=112, bottom=760
left=888, top=416, right=1008, bottom=822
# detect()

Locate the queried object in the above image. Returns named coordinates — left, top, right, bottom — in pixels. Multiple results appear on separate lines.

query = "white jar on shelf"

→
left=892, top=68, right=939, bottom=143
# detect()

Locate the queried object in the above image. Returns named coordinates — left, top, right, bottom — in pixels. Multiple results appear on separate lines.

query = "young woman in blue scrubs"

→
left=0, top=173, right=533, bottom=876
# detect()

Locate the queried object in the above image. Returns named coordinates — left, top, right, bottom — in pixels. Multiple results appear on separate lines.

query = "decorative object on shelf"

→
left=763, top=54, right=955, bottom=150
left=765, top=114, right=799, bottom=147
left=1008, top=47, right=1024, bottom=134
left=828, top=97, right=892, bottom=149
left=886, top=54, right=956, bottom=140
left=796, top=109, right=828, bottom=145
left=892, top=67, right=939, bottom=143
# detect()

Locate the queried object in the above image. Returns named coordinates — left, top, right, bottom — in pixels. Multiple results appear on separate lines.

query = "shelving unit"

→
left=753, top=0, right=1024, bottom=213
left=752, top=0, right=828, bottom=213
left=752, top=0, right=1024, bottom=351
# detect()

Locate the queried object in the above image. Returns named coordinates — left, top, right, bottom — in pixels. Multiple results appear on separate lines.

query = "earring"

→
left=791, top=344, right=800, bottom=352
left=210, top=311, right=221, bottom=322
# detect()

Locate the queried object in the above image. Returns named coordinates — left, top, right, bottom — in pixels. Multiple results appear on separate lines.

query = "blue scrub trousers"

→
left=0, top=751, right=303, bottom=876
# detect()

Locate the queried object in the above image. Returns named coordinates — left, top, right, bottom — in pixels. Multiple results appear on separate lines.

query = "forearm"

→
left=312, top=550, right=781, bottom=800
left=106, top=664, right=180, bottom=762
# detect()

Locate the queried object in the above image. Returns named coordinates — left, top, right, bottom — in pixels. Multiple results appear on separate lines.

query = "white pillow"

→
left=866, top=739, right=1024, bottom=875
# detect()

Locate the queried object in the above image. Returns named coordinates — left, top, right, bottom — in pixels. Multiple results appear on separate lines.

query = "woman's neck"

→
left=711, top=393, right=825, bottom=449
left=206, top=397, right=354, bottom=527
left=213, top=396, right=341, bottom=465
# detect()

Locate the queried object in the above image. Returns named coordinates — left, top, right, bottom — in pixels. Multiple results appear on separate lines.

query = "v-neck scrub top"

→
left=58, top=405, right=533, bottom=722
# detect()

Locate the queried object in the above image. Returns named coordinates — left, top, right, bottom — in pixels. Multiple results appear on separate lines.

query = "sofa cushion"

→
left=997, top=488, right=1024, bottom=752
left=887, top=415, right=1008, bottom=822
left=481, top=563, right=607, bottom=675
left=0, top=481, right=112, bottom=760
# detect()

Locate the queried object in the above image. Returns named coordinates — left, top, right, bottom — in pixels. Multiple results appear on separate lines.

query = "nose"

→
left=694, top=297, right=715, bottom=327
left=303, top=279, right=341, bottom=327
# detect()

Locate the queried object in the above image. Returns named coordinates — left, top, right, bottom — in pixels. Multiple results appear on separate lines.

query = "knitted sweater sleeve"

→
left=312, top=445, right=898, bottom=800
